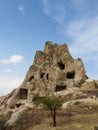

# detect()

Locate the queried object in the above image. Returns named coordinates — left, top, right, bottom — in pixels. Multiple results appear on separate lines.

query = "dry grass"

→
left=30, top=102, right=98, bottom=130
left=5, top=102, right=98, bottom=130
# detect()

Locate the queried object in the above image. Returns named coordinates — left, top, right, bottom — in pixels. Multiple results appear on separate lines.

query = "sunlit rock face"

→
left=0, top=41, right=87, bottom=111
left=20, top=41, right=86, bottom=99
left=1, top=41, right=98, bottom=129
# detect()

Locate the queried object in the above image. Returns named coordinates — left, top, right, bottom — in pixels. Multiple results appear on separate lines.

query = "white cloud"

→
left=42, top=0, right=50, bottom=15
left=7, top=77, right=23, bottom=89
left=0, top=55, right=24, bottom=64
left=65, top=17, right=98, bottom=55
left=61, top=17, right=98, bottom=78
left=41, top=0, right=98, bottom=58
left=0, top=76, right=24, bottom=96
left=42, top=0, right=66, bottom=23
left=18, top=5, right=24, bottom=15
left=41, top=0, right=98, bottom=79
left=6, top=69, right=12, bottom=73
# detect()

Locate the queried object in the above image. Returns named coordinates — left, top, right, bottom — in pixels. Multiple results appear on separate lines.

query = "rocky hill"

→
left=0, top=41, right=98, bottom=130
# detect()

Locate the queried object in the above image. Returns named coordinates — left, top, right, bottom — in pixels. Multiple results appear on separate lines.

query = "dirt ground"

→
left=26, top=102, right=98, bottom=130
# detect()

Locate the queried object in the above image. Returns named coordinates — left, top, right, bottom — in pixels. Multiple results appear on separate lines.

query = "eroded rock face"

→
left=20, top=41, right=87, bottom=100
left=0, top=41, right=87, bottom=110
left=1, top=41, right=98, bottom=129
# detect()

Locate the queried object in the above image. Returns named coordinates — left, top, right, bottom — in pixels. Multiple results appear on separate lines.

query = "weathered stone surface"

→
left=81, top=78, right=97, bottom=89
left=0, top=42, right=87, bottom=109
left=22, top=42, right=86, bottom=97
left=0, top=41, right=98, bottom=129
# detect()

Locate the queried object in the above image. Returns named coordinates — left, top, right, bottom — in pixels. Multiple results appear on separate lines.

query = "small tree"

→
left=34, top=94, right=63, bottom=127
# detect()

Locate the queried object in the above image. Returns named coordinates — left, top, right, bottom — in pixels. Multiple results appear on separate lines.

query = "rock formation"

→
left=0, top=41, right=98, bottom=129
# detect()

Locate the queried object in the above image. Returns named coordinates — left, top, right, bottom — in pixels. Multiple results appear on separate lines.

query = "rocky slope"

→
left=0, top=41, right=98, bottom=130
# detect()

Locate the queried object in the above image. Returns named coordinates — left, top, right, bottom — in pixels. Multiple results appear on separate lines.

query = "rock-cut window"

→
left=46, top=73, right=49, bottom=80
left=55, top=85, right=66, bottom=92
left=57, top=62, right=65, bottom=70
left=19, top=88, right=28, bottom=99
left=67, top=71, right=75, bottom=79
left=28, top=75, right=34, bottom=82
left=40, top=73, right=45, bottom=78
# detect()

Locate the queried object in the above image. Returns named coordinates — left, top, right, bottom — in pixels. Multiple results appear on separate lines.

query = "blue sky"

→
left=0, top=0, right=98, bottom=96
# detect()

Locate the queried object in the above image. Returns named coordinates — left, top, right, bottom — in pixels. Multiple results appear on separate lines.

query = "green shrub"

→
left=34, top=94, right=64, bottom=127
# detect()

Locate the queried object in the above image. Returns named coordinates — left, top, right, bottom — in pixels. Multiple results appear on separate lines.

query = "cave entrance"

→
left=57, top=62, right=65, bottom=70
left=67, top=71, right=75, bottom=79
left=19, top=88, right=28, bottom=99
left=40, top=73, right=45, bottom=78
left=15, top=103, right=22, bottom=108
left=46, top=73, right=49, bottom=80
left=28, top=75, right=34, bottom=82
left=55, top=85, right=66, bottom=92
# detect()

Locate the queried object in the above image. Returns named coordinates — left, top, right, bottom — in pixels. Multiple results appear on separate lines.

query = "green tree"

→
left=34, top=94, right=63, bottom=127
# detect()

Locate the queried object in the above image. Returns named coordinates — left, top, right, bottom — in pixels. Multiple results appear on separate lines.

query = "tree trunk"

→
left=51, top=109, right=56, bottom=127
left=53, top=110, right=56, bottom=127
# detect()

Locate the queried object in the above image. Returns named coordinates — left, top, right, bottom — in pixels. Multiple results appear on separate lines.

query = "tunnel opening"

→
left=67, top=71, right=75, bottom=79
left=15, top=103, right=22, bottom=108
left=28, top=75, right=34, bottom=82
left=46, top=73, right=49, bottom=80
left=57, top=62, right=65, bottom=70
left=55, top=85, right=66, bottom=92
left=19, top=88, right=28, bottom=99
left=40, top=73, right=45, bottom=78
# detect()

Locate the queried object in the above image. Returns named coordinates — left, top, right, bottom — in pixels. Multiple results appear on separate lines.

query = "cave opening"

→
left=28, top=75, right=34, bottom=82
left=15, top=103, right=22, bottom=108
left=40, top=73, right=45, bottom=78
left=19, top=88, right=28, bottom=99
left=67, top=71, right=75, bottom=79
left=55, top=85, right=66, bottom=92
left=57, top=62, right=65, bottom=70
left=46, top=73, right=49, bottom=80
